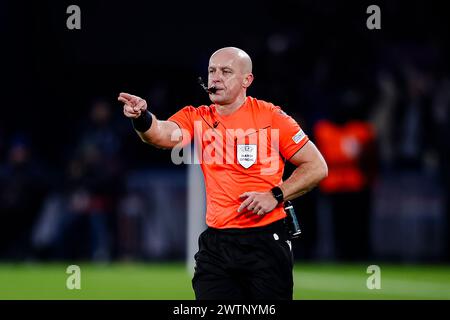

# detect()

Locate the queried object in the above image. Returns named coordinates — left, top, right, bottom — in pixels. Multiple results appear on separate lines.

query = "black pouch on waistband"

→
left=284, top=201, right=302, bottom=240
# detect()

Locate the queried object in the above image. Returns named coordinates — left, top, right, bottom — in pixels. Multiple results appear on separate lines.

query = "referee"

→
left=118, top=47, right=328, bottom=300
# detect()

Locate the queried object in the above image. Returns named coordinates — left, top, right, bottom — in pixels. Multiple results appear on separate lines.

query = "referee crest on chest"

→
left=237, top=144, right=257, bottom=169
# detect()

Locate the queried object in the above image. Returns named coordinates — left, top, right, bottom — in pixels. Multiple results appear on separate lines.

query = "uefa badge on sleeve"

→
left=237, top=144, right=257, bottom=168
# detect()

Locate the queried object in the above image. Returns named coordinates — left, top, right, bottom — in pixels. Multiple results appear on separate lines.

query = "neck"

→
left=215, top=93, right=247, bottom=116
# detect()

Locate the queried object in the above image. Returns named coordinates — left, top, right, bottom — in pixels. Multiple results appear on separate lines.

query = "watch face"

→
left=271, top=187, right=283, bottom=203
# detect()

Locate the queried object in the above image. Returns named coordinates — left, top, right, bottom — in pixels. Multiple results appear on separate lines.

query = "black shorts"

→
left=192, top=218, right=294, bottom=300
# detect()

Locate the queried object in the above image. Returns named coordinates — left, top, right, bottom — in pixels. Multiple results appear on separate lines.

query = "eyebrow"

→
left=208, top=66, right=234, bottom=71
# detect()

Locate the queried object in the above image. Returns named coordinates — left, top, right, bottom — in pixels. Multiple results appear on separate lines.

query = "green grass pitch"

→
left=0, top=262, right=449, bottom=299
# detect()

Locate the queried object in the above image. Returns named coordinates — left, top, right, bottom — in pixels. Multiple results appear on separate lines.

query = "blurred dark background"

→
left=0, top=0, right=448, bottom=263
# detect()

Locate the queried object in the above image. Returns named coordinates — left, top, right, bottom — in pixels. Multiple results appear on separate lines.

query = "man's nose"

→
left=209, top=72, right=222, bottom=83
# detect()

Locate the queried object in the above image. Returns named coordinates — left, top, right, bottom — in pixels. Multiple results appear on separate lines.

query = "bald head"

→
left=210, top=47, right=253, bottom=74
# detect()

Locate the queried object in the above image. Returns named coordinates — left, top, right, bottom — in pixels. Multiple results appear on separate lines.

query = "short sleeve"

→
left=168, top=106, right=197, bottom=145
left=271, top=106, right=309, bottom=160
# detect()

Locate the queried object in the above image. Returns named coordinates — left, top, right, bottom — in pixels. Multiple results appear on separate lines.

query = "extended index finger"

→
left=119, top=92, right=140, bottom=104
left=118, top=96, right=131, bottom=105
left=119, top=92, right=134, bottom=100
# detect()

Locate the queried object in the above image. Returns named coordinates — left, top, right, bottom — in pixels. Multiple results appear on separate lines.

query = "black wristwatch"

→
left=270, top=186, right=284, bottom=204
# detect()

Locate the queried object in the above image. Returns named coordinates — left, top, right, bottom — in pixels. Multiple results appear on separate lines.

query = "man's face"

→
left=208, top=52, right=246, bottom=105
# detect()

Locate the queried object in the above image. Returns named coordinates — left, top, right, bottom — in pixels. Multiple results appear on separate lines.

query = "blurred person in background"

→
left=369, top=50, right=447, bottom=262
left=431, top=78, right=450, bottom=261
left=393, top=61, right=435, bottom=170
left=116, top=187, right=147, bottom=260
left=55, top=99, right=125, bottom=261
left=0, top=135, right=47, bottom=259
left=314, top=87, right=377, bottom=262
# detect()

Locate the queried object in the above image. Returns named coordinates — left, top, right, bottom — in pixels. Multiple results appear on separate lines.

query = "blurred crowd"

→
left=1, top=1, right=449, bottom=263
left=1, top=101, right=123, bottom=260
left=1, top=42, right=449, bottom=263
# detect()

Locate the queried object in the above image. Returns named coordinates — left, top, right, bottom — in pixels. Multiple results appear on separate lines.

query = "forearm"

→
left=134, top=113, right=161, bottom=145
left=279, top=160, right=328, bottom=201
left=134, top=113, right=180, bottom=149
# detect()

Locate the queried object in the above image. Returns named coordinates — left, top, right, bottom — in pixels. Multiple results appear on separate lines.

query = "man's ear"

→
left=243, top=73, right=254, bottom=88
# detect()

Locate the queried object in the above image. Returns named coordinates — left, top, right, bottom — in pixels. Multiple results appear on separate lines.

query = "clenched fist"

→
left=118, top=92, right=147, bottom=119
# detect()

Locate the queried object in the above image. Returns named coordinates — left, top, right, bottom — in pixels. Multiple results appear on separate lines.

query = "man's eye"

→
left=208, top=70, right=214, bottom=73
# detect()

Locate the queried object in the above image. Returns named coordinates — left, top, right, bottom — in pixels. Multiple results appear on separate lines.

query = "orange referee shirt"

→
left=314, top=120, right=375, bottom=193
left=168, top=96, right=309, bottom=229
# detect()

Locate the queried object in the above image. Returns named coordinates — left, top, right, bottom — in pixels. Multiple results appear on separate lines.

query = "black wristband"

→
left=271, top=186, right=284, bottom=204
left=132, top=110, right=153, bottom=132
